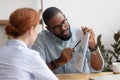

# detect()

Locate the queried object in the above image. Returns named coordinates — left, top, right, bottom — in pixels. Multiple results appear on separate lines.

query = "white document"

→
left=73, top=32, right=90, bottom=72
left=89, top=74, right=120, bottom=80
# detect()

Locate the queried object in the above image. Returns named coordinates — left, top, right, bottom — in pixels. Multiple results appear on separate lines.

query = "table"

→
left=56, top=72, right=113, bottom=80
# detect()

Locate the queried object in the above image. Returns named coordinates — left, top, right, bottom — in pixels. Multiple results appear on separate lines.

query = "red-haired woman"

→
left=0, top=8, right=58, bottom=80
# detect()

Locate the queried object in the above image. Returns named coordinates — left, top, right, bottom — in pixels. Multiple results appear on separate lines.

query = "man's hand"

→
left=81, top=26, right=103, bottom=70
left=56, top=48, right=73, bottom=66
left=47, top=48, right=73, bottom=70
left=81, top=26, right=96, bottom=49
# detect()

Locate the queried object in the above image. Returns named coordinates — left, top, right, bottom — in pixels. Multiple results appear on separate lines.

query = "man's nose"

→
left=60, top=24, right=66, bottom=30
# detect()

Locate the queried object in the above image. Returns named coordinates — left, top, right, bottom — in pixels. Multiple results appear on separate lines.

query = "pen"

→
left=73, top=40, right=81, bottom=50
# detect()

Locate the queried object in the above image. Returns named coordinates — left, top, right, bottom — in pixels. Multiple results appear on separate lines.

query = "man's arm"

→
left=81, top=26, right=104, bottom=70
left=89, top=42, right=103, bottom=70
left=47, top=48, right=73, bottom=70
left=90, top=48, right=103, bottom=70
left=88, top=31, right=103, bottom=70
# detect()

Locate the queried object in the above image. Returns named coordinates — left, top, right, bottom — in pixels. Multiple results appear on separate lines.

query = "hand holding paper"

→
left=74, top=32, right=90, bottom=72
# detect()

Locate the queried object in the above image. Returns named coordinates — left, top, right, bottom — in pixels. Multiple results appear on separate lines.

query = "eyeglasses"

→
left=52, top=19, right=68, bottom=32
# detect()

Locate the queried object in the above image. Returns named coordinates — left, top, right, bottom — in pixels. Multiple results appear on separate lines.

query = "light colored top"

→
left=0, top=39, right=58, bottom=80
left=32, top=27, right=104, bottom=74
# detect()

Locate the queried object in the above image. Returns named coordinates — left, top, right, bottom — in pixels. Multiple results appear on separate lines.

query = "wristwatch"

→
left=89, top=44, right=98, bottom=52
left=51, top=60, right=59, bottom=70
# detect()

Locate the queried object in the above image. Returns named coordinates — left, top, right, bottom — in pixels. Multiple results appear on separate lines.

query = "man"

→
left=32, top=7, right=104, bottom=74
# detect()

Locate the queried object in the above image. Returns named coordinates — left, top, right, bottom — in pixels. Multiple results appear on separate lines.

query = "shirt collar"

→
left=6, top=39, right=28, bottom=48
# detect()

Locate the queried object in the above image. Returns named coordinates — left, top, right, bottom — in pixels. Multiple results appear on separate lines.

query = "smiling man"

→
left=32, top=7, right=104, bottom=74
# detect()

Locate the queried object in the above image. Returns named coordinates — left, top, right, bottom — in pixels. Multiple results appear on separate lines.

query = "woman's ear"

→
left=28, top=27, right=34, bottom=36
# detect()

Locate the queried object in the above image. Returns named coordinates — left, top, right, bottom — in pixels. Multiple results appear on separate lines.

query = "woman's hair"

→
left=5, top=8, right=40, bottom=37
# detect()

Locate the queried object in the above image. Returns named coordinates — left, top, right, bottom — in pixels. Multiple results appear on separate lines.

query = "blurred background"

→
left=0, top=0, right=120, bottom=49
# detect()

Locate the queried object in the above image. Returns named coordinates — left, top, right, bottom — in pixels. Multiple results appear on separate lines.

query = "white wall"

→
left=0, top=0, right=120, bottom=48
left=0, top=26, right=7, bottom=46
left=43, top=0, right=120, bottom=48
left=0, top=0, right=42, bottom=46
left=0, top=0, right=41, bottom=19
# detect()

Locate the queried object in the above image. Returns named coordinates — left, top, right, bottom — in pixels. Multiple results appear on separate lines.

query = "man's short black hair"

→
left=42, top=7, right=63, bottom=25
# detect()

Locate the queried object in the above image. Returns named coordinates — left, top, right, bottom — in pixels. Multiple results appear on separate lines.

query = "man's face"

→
left=46, top=13, right=71, bottom=41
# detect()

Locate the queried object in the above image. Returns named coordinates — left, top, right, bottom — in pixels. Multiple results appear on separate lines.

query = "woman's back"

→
left=0, top=39, right=34, bottom=80
left=0, top=7, right=58, bottom=80
left=0, top=39, right=58, bottom=80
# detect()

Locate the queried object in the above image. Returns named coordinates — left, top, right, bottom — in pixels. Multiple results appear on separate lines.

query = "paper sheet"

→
left=74, top=32, right=90, bottom=72
left=89, top=74, right=120, bottom=80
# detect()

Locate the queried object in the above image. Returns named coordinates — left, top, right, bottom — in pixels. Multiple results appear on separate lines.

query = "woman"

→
left=0, top=8, right=58, bottom=80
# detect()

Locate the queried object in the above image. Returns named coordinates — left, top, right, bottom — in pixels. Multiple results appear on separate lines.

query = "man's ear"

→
left=46, top=26, right=51, bottom=31
left=63, top=14, right=66, bottom=18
